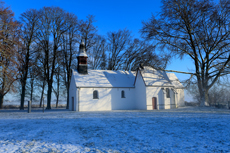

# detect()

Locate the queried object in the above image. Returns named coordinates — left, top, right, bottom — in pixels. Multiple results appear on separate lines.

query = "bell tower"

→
left=77, top=39, right=88, bottom=74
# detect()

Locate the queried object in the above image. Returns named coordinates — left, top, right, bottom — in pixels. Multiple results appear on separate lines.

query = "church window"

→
left=121, top=90, right=125, bottom=98
left=166, top=88, right=170, bottom=98
left=93, top=90, right=99, bottom=99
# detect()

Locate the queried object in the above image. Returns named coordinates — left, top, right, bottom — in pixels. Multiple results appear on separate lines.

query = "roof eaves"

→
left=76, top=86, right=135, bottom=88
left=139, top=70, right=148, bottom=87
left=146, top=85, right=175, bottom=87
left=174, top=87, right=185, bottom=89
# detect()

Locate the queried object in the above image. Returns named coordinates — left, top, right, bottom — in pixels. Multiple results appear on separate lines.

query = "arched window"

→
left=93, top=90, right=99, bottom=99
left=166, top=88, right=170, bottom=98
left=121, top=90, right=125, bottom=98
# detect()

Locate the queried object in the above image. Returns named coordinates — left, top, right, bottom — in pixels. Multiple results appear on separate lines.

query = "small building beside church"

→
left=69, top=40, right=184, bottom=111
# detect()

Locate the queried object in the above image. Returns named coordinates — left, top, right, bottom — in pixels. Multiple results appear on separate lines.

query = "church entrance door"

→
left=152, top=97, right=157, bottom=109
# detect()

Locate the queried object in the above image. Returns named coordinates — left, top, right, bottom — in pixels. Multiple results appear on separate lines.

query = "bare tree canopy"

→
left=78, top=15, right=97, bottom=52
left=86, top=28, right=170, bottom=71
left=141, top=0, right=230, bottom=106
left=105, top=29, right=169, bottom=71
left=88, top=35, right=107, bottom=70
left=107, top=29, right=132, bottom=70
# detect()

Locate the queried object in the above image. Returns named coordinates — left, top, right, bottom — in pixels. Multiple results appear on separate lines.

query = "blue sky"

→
left=4, top=0, right=194, bottom=101
left=5, top=0, right=162, bottom=38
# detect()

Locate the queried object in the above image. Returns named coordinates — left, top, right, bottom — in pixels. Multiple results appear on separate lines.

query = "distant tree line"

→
left=0, top=1, right=168, bottom=109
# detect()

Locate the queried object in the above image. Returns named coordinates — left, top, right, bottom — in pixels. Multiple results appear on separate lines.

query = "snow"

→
left=73, top=69, right=136, bottom=88
left=78, top=40, right=88, bottom=57
left=166, top=73, right=184, bottom=89
left=141, top=67, right=173, bottom=87
left=73, top=66, right=184, bottom=89
left=78, top=52, right=88, bottom=57
left=0, top=107, right=230, bottom=153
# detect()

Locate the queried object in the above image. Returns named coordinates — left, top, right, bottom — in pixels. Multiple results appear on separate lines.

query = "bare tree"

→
left=18, top=9, right=40, bottom=110
left=107, top=29, right=132, bottom=70
left=141, top=0, right=230, bottom=106
left=123, top=39, right=169, bottom=71
left=34, top=45, right=47, bottom=108
left=100, top=49, right=107, bottom=70
left=0, top=1, right=20, bottom=109
left=187, top=78, right=230, bottom=107
left=26, top=67, right=35, bottom=104
left=36, top=7, right=71, bottom=109
left=53, top=46, right=66, bottom=108
left=78, top=15, right=97, bottom=52
left=88, top=35, right=107, bottom=70
left=93, top=29, right=169, bottom=71
left=53, top=66, right=61, bottom=108
left=60, top=13, right=78, bottom=109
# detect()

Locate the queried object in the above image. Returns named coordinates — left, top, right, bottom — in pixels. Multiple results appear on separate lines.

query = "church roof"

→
left=73, top=69, right=136, bottom=88
left=72, top=66, right=183, bottom=88
left=166, top=73, right=184, bottom=89
left=139, top=66, right=173, bottom=87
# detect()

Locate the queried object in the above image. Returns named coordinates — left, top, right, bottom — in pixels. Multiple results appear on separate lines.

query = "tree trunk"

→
left=200, top=91, right=209, bottom=107
left=46, top=83, right=52, bottom=109
left=20, top=84, right=26, bottom=110
left=20, top=46, right=30, bottom=110
left=56, top=95, right=59, bottom=108
left=66, top=87, right=69, bottom=109
left=39, top=81, right=45, bottom=107
left=66, top=67, right=71, bottom=109
left=56, top=71, right=60, bottom=108
left=0, top=94, right=3, bottom=109
left=30, top=78, right=34, bottom=105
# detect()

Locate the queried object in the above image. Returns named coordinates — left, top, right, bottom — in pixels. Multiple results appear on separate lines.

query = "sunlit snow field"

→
left=0, top=107, right=230, bottom=153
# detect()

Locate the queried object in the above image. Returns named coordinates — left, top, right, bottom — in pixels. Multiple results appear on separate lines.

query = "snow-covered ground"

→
left=3, top=100, right=67, bottom=108
left=0, top=107, right=230, bottom=153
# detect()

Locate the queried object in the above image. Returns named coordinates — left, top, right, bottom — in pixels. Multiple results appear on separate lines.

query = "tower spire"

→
left=77, top=39, right=88, bottom=74
left=78, top=39, right=87, bottom=56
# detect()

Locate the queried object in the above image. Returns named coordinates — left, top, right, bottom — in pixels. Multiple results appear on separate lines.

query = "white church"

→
left=69, top=40, right=184, bottom=111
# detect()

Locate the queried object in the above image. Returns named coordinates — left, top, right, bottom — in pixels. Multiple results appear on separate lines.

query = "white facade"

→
left=77, top=88, right=136, bottom=111
left=69, top=75, right=78, bottom=111
left=69, top=66, right=185, bottom=111
left=134, top=71, right=147, bottom=110
left=175, top=89, right=185, bottom=107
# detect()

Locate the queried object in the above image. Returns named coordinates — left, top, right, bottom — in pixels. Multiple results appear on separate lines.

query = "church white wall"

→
left=78, top=88, right=135, bottom=111
left=162, top=88, right=176, bottom=109
left=146, top=87, right=176, bottom=110
left=176, top=89, right=185, bottom=107
left=135, top=71, right=147, bottom=110
left=146, top=87, right=160, bottom=110
left=170, top=89, right=176, bottom=109
left=69, top=69, right=184, bottom=111
left=69, top=73, right=78, bottom=111
left=79, top=88, right=111, bottom=111
left=111, top=88, right=135, bottom=110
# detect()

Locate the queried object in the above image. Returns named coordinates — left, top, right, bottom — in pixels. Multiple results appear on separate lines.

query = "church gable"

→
left=137, top=66, right=174, bottom=87
left=166, top=73, right=184, bottom=89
